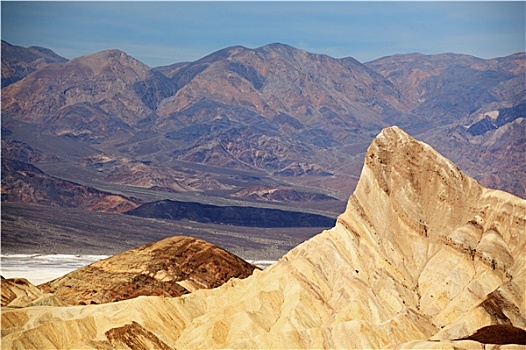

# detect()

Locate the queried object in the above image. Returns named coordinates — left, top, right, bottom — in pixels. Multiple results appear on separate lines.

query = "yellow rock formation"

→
left=1, top=278, right=63, bottom=308
left=2, top=126, right=524, bottom=349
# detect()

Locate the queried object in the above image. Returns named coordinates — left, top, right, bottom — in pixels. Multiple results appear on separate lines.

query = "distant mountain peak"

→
left=70, top=48, right=150, bottom=74
left=258, top=42, right=297, bottom=51
left=1, top=40, right=68, bottom=87
left=2, top=42, right=524, bottom=197
left=75, top=48, right=134, bottom=60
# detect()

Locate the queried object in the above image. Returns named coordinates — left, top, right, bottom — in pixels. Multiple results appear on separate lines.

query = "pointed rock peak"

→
left=351, top=125, right=485, bottom=241
left=373, top=125, right=430, bottom=150
left=368, top=125, right=439, bottom=160
left=362, top=126, right=469, bottom=194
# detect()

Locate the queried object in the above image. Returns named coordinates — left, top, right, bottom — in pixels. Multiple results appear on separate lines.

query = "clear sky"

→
left=1, top=1, right=525, bottom=68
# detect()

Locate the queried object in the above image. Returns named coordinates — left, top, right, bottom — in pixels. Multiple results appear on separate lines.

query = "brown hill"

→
left=1, top=49, right=162, bottom=140
left=2, top=126, right=524, bottom=349
left=1, top=158, right=137, bottom=213
left=38, top=236, right=258, bottom=306
left=1, top=40, right=68, bottom=87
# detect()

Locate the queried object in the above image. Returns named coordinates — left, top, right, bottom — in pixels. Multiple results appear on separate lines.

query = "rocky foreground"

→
left=1, top=236, right=258, bottom=308
left=2, top=126, right=525, bottom=349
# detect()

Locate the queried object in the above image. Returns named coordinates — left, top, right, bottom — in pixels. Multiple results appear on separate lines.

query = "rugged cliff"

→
left=2, top=127, right=524, bottom=349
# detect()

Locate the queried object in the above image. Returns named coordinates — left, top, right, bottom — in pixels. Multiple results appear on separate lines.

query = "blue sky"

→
left=2, top=1, right=525, bottom=67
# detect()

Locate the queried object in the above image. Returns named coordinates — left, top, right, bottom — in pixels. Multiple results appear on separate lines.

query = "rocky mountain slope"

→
left=1, top=48, right=156, bottom=139
left=1, top=277, right=63, bottom=308
left=1, top=40, right=68, bottom=87
left=366, top=52, right=526, bottom=197
left=2, top=41, right=523, bottom=204
left=1, top=157, right=138, bottom=213
left=38, top=236, right=258, bottom=306
left=2, top=127, right=524, bottom=349
left=366, top=53, right=525, bottom=123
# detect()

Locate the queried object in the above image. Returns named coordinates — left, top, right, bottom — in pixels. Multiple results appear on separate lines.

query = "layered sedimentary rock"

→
left=2, top=126, right=525, bottom=349
left=1, top=278, right=63, bottom=308
left=38, top=236, right=258, bottom=305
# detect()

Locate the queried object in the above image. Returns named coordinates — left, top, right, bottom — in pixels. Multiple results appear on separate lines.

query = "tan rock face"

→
left=38, top=235, right=258, bottom=305
left=1, top=278, right=62, bottom=308
left=2, top=126, right=524, bottom=349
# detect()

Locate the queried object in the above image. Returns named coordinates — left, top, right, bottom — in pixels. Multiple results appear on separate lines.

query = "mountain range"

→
left=2, top=40, right=524, bottom=217
left=2, top=127, right=524, bottom=349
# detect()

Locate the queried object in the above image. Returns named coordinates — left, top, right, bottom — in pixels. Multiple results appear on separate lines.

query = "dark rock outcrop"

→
left=125, top=199, right=336, bottom=228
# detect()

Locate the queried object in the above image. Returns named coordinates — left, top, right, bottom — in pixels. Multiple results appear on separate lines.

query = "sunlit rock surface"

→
left=38, top=236, right=258, bottom=305
left=2, top=126, right=524, bottom=349
left=1, top=278, right=63, bottom=308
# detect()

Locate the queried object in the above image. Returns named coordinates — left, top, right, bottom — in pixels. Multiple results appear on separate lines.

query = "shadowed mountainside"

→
left=1, top=158, right=138, bottom=213
left=125, top=199, right=336, bottom=228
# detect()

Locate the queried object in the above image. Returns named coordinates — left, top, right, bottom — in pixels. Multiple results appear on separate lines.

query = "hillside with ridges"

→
left=1, top=43, right=524, bottom=205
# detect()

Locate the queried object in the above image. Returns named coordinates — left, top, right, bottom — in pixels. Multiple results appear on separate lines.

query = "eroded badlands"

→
left=2, top=126, right=525, bottom=349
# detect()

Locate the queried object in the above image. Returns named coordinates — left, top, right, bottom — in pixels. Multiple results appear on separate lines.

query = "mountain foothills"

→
left=1, top=157, right=137, bottom=213
left=2, top=127, right=525, bottom=349
left=1, top=236, right=258, bottom=308
left=1, top=40, right=524, bottom=213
